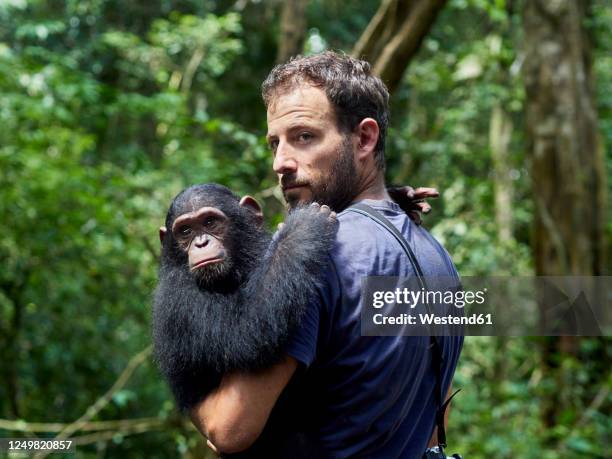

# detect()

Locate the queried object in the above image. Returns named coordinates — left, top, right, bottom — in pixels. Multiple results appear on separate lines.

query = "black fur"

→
left=152, top=183, right=338, bottom=412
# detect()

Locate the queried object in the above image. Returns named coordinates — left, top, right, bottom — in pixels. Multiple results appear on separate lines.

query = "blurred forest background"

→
left=0, top=0, right=610, bottom=457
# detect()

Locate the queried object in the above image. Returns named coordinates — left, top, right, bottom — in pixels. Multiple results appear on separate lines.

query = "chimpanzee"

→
left=152, top=183, right=337, bottom=456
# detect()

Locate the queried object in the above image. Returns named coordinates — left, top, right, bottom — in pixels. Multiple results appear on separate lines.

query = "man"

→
left=191, top=51, right=463, bottom=458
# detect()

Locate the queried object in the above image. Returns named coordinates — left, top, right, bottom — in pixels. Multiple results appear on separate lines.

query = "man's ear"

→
left=356, top=117, right=380, bottom=160
left=239, top=196, right=264, bottom=226
left=159, top=226, right=167, bottom=245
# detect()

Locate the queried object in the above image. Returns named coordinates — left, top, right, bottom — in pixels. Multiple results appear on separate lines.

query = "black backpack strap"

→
left=346, top=202, right=452, bottom=448
left=349, top=203, right=426, bottom=285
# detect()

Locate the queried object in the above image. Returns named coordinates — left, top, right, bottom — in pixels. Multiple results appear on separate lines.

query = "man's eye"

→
left=298, top=132, right=313, bottom=142
left=268, top=140, right=279, bottom=152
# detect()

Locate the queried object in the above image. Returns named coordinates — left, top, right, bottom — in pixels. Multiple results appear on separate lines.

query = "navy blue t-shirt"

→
left=285, top=199, right=463, bottom=458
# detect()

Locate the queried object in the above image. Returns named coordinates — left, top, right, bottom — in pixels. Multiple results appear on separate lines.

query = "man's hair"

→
left=261, top=51, right=389, bottom=171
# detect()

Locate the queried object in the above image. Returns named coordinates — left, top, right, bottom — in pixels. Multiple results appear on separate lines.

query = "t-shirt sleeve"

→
left=284, top=259, right=338, bottom=368
left=284, top=292, right=321, bottom=368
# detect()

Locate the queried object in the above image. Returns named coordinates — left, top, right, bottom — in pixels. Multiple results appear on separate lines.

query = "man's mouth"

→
left=282, top=183, right=308, bottom=192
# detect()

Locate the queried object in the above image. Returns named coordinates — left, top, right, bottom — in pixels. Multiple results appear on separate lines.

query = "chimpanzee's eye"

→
left=180, top=226, right=192, bottom=236
left=203, top=217, right=216, bottom=227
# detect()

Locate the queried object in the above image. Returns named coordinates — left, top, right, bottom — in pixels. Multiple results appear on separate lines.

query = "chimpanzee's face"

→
left=159, top=191, right=264, bottom=286
left=266, top=84, right=360, bottom=212
left=171, top=206, right=233, bottom=283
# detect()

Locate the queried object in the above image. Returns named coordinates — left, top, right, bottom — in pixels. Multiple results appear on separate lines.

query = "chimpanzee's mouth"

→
left=191, top=258, right=224, bottom=270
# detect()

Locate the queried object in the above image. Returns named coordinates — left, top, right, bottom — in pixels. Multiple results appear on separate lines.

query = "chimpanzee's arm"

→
left=244, top=203, right=337, bottom=317
left=229, top=203, right=337, bottom=370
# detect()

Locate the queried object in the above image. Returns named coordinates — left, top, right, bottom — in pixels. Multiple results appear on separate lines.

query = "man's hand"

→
left=387, top=186, right=440, bottom=225
left=190, top=356, right=298, bottom=454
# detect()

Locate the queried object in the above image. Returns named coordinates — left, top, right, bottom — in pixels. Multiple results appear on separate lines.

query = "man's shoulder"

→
left=335, top=199, right=412, bottom=245
left=333, top=200, right=458, bottom=278
left=324, top=200, right=414, bottom=274
left=334, top=202, right=405, bottom=251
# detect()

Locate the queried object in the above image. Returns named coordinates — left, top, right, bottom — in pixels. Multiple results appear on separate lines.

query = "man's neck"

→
left=352, top=173, right=389, bottom=204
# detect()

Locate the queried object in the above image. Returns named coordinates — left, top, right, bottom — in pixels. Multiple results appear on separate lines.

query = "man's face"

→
left=266, top=84, right=360, bottom=211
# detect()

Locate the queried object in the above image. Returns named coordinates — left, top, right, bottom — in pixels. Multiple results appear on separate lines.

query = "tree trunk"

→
left=489, top=104, right=514, bottom=243
left=352, top=0, right=447, bottom=94
left=276, top=0, right=309, bottom=63
left=523, top=0, right=605, bottom=277
left=522, top=0, right=607, bottom=430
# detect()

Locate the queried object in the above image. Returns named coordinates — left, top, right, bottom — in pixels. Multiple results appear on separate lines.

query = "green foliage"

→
left=452, top=337, right=611, bottom=458
left=0, top=1, right=268, bottom=456
left=0, top=0, right=609, bottom=457
left=387, top=0, right=531, bottom=276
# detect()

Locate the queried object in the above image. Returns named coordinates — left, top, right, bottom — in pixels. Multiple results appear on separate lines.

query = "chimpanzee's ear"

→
left=159, top=226, right=167, bottom=245
left=239, top=196, right=264, bottom=226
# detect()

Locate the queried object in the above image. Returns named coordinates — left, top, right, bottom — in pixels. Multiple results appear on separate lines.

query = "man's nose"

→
left=272, top=142, right=298, bottom=175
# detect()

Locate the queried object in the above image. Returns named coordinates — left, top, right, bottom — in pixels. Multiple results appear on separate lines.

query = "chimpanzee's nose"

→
left=194, top=235, right=209, bottom=248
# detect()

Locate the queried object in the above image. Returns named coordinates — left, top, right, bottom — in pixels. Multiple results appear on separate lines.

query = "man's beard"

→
left=283, top=136, right=360, bottom=212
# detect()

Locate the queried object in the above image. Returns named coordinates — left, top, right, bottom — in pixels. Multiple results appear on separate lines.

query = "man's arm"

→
left=190, top=355, right=298, bottom=454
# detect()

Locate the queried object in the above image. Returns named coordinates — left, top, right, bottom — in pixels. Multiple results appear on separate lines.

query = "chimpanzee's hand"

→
left=272, top=203, right=338, bottom=279
left=387, top=186, right=439, bottom=226
left=307, top=202, right=337, bottom=222
left=277, top=202, right=337, bottom=232
left=274, top=202, right=338, bottom=256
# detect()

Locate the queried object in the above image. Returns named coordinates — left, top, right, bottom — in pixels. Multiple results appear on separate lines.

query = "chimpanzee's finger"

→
left=401, top=186, right=416, bottom=200
left=413, top=187, right=439, bottom=199
left=417, top=202, right=432, bottom=214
